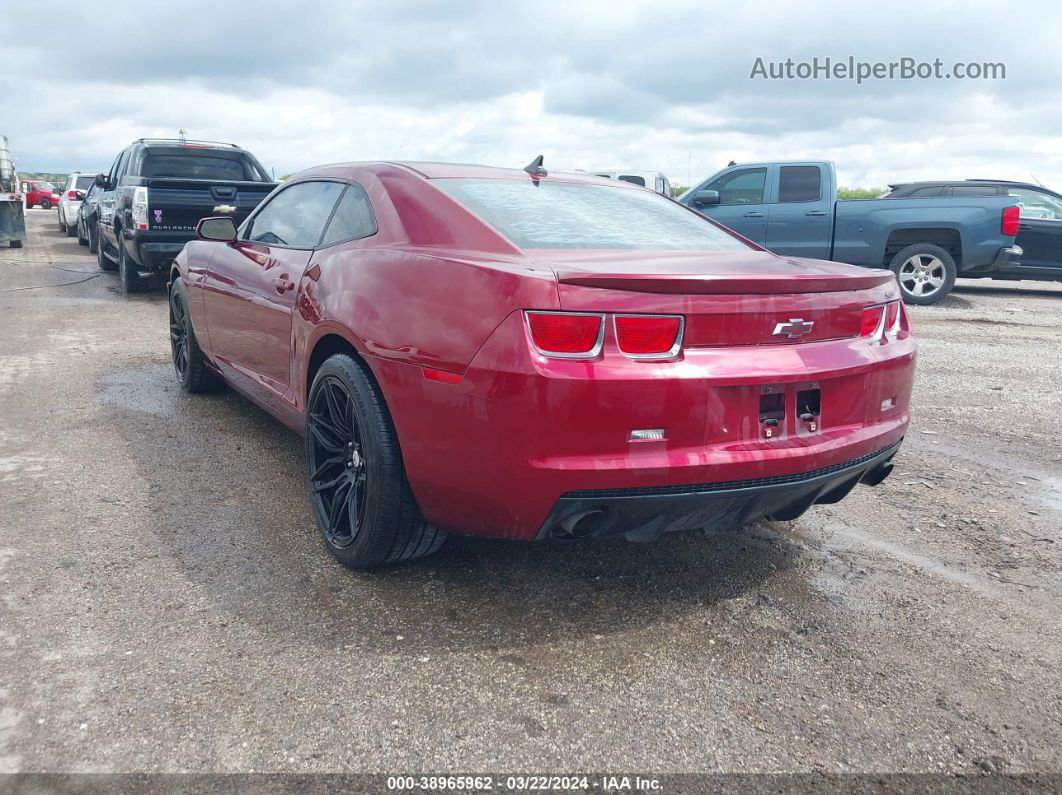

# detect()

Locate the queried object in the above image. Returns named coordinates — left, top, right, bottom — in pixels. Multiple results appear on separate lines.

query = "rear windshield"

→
left=141, top=153, right=265, bottom=181
left=435, top=179, right=749, bottom=250
left=75, top=176, right=94, bottom=190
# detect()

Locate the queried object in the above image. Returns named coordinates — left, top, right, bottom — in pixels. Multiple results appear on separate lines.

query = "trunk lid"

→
left=540, top=249, right=899, bottom=346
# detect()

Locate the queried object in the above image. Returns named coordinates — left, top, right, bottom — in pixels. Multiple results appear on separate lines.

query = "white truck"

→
left=0, top=136, right=26, bottom=248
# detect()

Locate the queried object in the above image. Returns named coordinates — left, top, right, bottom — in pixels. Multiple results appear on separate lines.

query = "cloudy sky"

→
left=5, top=0, right=1062, bottom=189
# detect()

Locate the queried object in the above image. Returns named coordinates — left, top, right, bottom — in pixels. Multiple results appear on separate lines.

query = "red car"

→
left=22, top=180, right=59, bottom=209
left=169, top=160, right=916, bottom=568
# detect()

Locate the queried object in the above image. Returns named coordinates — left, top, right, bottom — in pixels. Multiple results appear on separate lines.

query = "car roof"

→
left=294, top=160, right=647, bottom=187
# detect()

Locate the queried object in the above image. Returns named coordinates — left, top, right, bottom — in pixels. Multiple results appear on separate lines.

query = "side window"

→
left=319, top=185, right=377, bottom=247
left=1008, top=188, right=1062, bottom=220
left=618, top=175, right=646, bottom=187
left=777, top=166, right=822, bottom=203
left=244, top=181, right=344, bottom=248
left=907, top=186, right=943, bottom=197
left=703, top=168, right=767, bottom=205
left=106, top=154, right=121, bottom=186
left=947, top=185, right=998, bottom=197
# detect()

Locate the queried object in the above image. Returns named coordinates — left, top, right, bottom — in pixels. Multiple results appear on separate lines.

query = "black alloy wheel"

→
left=307, top=374, right=368, bottom=550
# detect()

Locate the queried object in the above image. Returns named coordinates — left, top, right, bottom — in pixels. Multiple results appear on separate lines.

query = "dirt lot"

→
left=1, top=210, right=1060, bottom=777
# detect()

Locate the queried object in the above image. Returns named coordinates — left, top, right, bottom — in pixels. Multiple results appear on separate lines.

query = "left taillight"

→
left=614, top=314, right=683, bottom=358
left=1002, top=204, right=1020, bottom=237
left=132, top=186, right=149, bottom=230
left=525, top=311, right=604, bottom=359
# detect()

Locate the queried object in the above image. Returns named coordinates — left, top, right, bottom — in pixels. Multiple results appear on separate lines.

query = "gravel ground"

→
left=0, top=210, right=1060, bottom=777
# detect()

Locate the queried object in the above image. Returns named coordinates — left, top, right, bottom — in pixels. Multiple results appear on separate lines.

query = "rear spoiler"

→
left=555, top=270, right=895, bottom=295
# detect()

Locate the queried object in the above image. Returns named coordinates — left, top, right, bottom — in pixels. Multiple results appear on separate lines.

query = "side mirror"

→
left=75, top=190, right=86, bottom=201
left=196, top=216, right=238, bottom=242
left=94, top=173, right=108, bottom=189
left=691, top=189, right=721, bottom=206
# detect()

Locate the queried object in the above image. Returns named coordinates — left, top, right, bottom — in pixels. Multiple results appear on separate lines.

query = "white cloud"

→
left=3, top=0, right=1062, bottom=189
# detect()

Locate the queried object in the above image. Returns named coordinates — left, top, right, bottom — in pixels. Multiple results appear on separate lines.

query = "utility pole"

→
left=178, top=128, right=188, bottom=143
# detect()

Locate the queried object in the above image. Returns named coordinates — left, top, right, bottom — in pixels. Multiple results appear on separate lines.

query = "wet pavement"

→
left=1, top=210, right=1060, bottom=774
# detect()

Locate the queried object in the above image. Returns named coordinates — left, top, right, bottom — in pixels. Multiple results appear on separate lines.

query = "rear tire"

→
left=169, top=278, right=220, bottom=393
left=39, top=199, right=51, bottom=210
left=9, top=240, right=22, bottom=248
left=58, top=213, right=66, bottom=232
left=118, top=242, right=145, bottom=294
left=65, top=219, right=76, bottom=237
left=306, top=354, right=446, bottom=569
left=888, top=243, right=957, bottom=305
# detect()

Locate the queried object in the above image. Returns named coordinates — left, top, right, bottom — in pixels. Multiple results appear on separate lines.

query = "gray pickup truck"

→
left=679, top=160, right=1021, bottom=304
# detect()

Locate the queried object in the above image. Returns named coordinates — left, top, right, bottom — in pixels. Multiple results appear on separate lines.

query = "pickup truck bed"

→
left=680, top=160, right=1020, bottom=304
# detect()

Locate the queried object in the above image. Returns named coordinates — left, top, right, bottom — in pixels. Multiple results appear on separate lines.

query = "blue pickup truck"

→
left=679, top=161, right=1021, bottom=304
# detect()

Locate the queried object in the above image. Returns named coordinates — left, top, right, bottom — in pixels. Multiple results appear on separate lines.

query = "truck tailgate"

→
left=145, top=178, right=275, bottom=233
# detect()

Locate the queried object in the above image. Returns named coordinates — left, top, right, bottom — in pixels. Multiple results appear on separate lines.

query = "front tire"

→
left=889, top=243, right=956, bottom=305
left=169, top=278, right=220, bottom=393
left=96, top=226, right=116, bottom=271
left=77, top=218, right=88, bottom=246
left=306, top=354, right=446, bottom=569
left=118, top=242, right=145, bottom=294
left=88, top=221, right=99, bottom=254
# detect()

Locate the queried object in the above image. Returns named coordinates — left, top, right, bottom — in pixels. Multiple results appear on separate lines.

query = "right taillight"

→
left=67, top=190, right=78, bottom=200
left=862, top=300, right=905, bottom=341
left=1002, top=204, right=1020, bottom=236
left=614, top=314, right=683, bottom=358
left=525, top=311, right=604, bottom=358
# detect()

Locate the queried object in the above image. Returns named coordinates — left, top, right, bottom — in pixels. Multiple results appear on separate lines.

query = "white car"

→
left=57, top=172, right=96, bottom=237
left=589, top=170, right=672, bottom=196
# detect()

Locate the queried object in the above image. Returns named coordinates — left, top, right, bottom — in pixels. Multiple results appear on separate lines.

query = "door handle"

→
left=805, top=210, right=828, bottom=216
left=272, top=275, right=295, bottom=293
left=742, top=211, right=765, bottom=218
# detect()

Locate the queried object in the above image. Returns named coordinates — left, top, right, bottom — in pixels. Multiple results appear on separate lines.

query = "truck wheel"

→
left=88, top=222, right=99, bottom=254
left=169, top=278, right=220, bottom=393
left=97, top=229, right=117, bottom=271
left=77, top=219, right=88, bottom=246
left=306, top=354, right=447, bottom=569
left=118, top=244, right=146, bottom=294
left=39, top=199, right=51, bottom=210
left=889, top=243, right=956, bottom=305
left=9, top=240, right=22, bottom=249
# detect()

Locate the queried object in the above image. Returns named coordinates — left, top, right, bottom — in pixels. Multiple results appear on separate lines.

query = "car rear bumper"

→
left=127, top=232, right=194, bottom=271
left=536, top=441, right=900, bottom=541
left=370, top=311, right=916, bottom=541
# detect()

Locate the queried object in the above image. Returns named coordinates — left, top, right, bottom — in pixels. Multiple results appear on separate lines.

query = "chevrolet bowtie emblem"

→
left=772, top=318, right=815, bottom=338
left=213, top=204, right=237, bottom=214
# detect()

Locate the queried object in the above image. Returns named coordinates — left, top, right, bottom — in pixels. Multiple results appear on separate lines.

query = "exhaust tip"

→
left=550, top=508, right=610, bottom=540
left=861, top=460, right=894, bottom=487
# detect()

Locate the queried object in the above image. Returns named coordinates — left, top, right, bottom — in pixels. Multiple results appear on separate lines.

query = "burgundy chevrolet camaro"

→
left=168, top=160, right=916, bottom=568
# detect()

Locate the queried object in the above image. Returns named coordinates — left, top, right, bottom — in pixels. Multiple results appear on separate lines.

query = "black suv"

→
left=884, top=180, right=1062, bottom=280
left=94, top=139, right=277, bottom=293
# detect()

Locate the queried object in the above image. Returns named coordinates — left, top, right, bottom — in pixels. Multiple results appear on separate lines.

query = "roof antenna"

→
left=524, top=155, right=547, bottom=179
